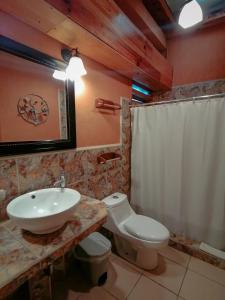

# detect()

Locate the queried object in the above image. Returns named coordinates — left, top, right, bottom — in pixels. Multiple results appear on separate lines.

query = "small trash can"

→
left=74, top=232, right=111, bottom=286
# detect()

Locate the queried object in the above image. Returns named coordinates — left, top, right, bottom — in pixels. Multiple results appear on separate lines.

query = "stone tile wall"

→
left=151, top=78, right=225, bottom=101
left=0, top=99, right=131, bottom=222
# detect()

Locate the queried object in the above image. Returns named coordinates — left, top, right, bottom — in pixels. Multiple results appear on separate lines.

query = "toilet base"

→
left=114, top=234, right=159, bottom=270
left=136, top=247, right=158, bottom=270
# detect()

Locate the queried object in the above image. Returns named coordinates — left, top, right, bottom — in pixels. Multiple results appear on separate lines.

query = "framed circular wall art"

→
left=17, top=94, right=49, bottom=126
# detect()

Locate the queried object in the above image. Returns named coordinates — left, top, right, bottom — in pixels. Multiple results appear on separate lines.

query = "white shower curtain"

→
left=131, top=97, right=225, bottom=250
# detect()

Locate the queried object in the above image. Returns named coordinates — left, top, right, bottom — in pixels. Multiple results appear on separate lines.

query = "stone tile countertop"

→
left=0, top=195, right=107, bottom=299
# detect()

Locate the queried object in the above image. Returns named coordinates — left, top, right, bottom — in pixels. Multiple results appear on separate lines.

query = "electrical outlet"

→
left=0, top=189, right=6, bottom=201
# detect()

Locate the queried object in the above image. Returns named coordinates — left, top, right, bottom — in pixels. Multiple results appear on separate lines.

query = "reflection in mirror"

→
left=0, top=51, right=68, bottom=142
left=0, top=35, right=75, bottom=156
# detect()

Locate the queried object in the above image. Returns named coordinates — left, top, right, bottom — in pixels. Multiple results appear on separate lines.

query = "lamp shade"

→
left=66, top=56, right=87, bottom=81
left=178, top=0, right=203, bottom=29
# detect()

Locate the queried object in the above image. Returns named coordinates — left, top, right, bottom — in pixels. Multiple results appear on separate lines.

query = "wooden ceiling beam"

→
left=143, top=0, right=175, bottom=29
left=203, top=12, right=225, bottom=28
left=46, top=0, right=172, bottom=90
left=114, top=0, right=166, bottom=53
left=0, top=0, right=173, bottom=91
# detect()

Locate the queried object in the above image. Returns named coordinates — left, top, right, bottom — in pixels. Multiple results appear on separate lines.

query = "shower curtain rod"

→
left=130, top=92, right=225, bottom=108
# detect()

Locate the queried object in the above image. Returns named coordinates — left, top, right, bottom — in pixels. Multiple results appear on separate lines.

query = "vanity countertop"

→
left=0, top=195, right=107, bottom=299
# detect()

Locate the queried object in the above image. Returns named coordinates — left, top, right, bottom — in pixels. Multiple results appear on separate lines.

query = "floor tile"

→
left=53, top=264, right=93, bottom=300
left=127, top=275, right=177, bottom=300
left=159, top=246, right=190, bottom=267
left=103, top=256, right=142, bottom=299
left=144, top=256, right=186, bottom=294
left=65, top=289, right=79, bottom=300
left=77, top=287, right=116, bottom=300
left=188, top=256, right=225, bottom=286
left=110, top=253, right=144, bottom=274
left=180, top=270, right=225, bottom=300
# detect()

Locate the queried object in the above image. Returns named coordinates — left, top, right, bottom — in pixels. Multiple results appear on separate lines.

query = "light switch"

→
left=0, top=189, right=6, bottom=201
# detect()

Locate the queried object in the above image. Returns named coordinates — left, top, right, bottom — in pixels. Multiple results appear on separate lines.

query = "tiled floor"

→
left=53, top=246, right=225, bottom=300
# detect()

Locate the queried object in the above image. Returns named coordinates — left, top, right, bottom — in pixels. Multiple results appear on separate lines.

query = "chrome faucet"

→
left=54, top=173, right=66, bottom=189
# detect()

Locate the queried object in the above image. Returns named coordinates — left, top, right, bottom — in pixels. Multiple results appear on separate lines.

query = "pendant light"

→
left=178, top=0, right=203, bottom=29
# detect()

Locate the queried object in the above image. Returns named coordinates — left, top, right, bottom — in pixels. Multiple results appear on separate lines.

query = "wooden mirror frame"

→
left=0, top=35, right=76, bottom=156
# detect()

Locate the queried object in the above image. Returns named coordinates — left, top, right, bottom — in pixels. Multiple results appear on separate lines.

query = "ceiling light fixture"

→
left=178, top=0, right=203, bottom=29
left=61, top=48, right=87, bottom=81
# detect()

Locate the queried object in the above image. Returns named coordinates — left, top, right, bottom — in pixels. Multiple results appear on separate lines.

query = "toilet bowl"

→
left=102, top=192, right=169, bottom=270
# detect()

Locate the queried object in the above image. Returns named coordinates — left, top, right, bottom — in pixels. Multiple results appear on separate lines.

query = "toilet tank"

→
left=102, top=193, right=134, bottom=233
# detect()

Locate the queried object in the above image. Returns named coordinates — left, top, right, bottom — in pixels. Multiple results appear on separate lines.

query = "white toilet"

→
left=102, top=192, right=169, bottom=270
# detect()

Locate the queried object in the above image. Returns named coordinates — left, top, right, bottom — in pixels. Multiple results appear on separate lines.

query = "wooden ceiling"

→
left=0, top=0, right=174, bottom=91
left=144, top=0, right=225, bottom=34
left=166, top=0, right=225, bottom=18
left=143, top=0, right=174, bottom=28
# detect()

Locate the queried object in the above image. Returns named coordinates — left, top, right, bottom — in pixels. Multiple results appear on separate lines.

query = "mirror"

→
left=0, top=35, right=76, bottom=156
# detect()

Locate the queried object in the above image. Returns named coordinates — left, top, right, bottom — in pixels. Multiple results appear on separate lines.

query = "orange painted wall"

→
left=167, top=23, right=225, bottom=86
left=0, top=12, right=132, bottom=147
left=76, top=58, right=131, bottom=147
left=0, top=64, right=62, bottom=142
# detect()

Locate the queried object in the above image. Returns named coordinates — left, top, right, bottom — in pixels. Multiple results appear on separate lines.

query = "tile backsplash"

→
left=0, top=99, right=131, bottom=222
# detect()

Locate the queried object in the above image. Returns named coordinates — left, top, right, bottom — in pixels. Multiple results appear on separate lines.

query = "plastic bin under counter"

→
left=0, top=195, right=107, bottom=299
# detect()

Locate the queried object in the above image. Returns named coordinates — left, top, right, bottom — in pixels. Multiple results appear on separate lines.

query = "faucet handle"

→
left=60, top=171, right=65, bottom=178
left=60, top=171, right=66, bottom=188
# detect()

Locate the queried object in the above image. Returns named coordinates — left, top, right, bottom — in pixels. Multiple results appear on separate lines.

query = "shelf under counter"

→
left=0, top=195, right=107, bottom=299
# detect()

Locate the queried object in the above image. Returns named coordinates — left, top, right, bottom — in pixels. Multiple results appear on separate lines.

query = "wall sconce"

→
left=61, top=48, right=87, bottom=81
left=178, top=0, right=203, bottom=29
left=53, top=48, right=87, bottom=81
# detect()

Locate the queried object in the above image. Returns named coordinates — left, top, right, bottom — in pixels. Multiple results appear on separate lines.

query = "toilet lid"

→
left=124, top=215, right=169, bottom=242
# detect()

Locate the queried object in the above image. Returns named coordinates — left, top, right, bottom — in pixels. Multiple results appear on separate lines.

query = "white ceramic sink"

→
left=7, top=188, right=81, bottom=234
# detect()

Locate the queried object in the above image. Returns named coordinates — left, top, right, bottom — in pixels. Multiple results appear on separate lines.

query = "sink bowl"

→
left=7, top=188, right=81, bottom=234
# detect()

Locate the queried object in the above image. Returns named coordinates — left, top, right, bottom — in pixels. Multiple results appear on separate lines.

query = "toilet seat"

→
left=124, top=215, right=169, bottom=242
